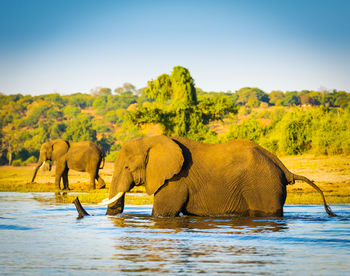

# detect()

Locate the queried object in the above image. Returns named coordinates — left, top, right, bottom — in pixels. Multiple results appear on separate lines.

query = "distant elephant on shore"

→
left=98, top=135, right=335, bottom=217
left=31, top=139, right=106, bottom=190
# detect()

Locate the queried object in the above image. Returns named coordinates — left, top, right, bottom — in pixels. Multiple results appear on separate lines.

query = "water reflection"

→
left=107, top=215, right=288, bottom=274
left=110, top=235, right=283, bottom=274
left=1, top=193, right=349, bottom=275
left=108, top=214, right=288, bottom=234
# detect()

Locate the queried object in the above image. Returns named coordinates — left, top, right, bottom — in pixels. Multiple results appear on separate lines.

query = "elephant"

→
left=99, top=135, right=336, bottom=217
left=31, top=139, right=106, bottom=190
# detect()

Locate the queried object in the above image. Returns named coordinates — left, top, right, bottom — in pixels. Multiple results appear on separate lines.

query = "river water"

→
left=0, top=192, right=349, bottom=275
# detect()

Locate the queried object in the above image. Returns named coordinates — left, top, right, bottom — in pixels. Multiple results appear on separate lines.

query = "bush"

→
left=24, top=156, right=37, bottom=164
left=278, top=112, right=312, bottom=155
left=63, top=106, right=80, bottom=118
left=225, top=118, right=266, bottom=143
left=106, top=150, right=119, bottom=162
left=311, top=108, right=350, bottom=155
left=12, top=160, right=23, bottom=166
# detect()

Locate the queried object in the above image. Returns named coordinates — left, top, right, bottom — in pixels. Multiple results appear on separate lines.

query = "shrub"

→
left=106, top=150, right=119, bottom=162
left=12, top=160, right=23, bottom=166
left=24, top=156, right=37, bottom=164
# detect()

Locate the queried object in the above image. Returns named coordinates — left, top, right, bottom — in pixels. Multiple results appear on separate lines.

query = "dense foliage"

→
left=1, top=66, right=350, bottom=165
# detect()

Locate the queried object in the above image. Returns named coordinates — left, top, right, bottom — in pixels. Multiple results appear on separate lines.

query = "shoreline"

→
left=0, top=155, right=349, bottom=205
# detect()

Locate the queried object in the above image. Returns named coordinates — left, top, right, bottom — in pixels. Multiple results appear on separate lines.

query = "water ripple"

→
left=0, top=192, right=349, bottom=275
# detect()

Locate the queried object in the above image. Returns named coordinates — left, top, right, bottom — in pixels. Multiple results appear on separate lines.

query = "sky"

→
left=0, top=0, right=349, bottom=95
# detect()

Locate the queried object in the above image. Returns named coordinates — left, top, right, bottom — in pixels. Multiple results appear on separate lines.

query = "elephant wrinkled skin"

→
left=32, top=139, right=105, bottom=190
left=104, top=135, right=335, bottom=217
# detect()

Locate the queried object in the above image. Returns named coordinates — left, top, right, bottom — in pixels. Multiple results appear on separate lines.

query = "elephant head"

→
left=31, top=139, right=69, bottom=182
left=104, top=135, right=184, bottom=215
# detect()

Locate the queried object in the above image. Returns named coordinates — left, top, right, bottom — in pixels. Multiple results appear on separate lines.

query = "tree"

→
left=282, top=91, right=300, bottom=106
left=333, top=91, right=350, bottom=108
left=126, top=66, right=230, bottom=141
left=114, top=83, right=136, bottom=94
left=198, top=93, right=237, bottom=123
left=20, top=104, right=50, bottom=127
left=62, top=113, right=97, bottom=142
left=122, top=83, right=136, bottom=93
left=236, top=87, right=269, bottom=106
left=269, top=91, right=285, bottom=106
left=92, top=95, right=108, bottom=111
left=97, top=134, right=116, bottom=156
left=144, top=73, right=172, bottom=104
left=91, top=87, right=112, bottom=96
left=66, top=93, right=90, bottom=108
left=171, top=66, right=197, bottom=106
left=42, top=93, right=66, bottom=107
left=63, top=105, right=80, bottom=119
left=1, top=125, right=30, bottom=165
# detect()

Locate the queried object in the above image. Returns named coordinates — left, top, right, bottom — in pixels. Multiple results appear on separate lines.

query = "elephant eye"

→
left=124, top=166, right=129, bottom=170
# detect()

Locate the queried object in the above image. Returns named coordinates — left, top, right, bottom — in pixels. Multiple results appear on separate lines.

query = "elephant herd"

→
left=32, top=136, right=336, bottom=217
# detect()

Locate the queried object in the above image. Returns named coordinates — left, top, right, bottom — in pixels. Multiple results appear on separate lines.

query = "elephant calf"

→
left=32, top=139, right=106, bottom=190
left=99, top=135, right=336, bottom=217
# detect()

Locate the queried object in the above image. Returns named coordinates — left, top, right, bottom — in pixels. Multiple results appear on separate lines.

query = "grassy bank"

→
left=0, top=155, right=349, bottom=205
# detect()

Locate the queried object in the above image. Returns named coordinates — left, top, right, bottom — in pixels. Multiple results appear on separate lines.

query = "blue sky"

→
left=0, top=0, right=349, bottom=95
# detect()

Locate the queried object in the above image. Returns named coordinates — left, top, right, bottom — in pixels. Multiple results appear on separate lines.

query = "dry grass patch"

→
left=0, top=155, right=349, bottom=205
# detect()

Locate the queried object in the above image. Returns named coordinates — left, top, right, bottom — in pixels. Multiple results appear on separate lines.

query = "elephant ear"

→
left=51, top=139, right=69, bottom=161
left=46, top=142, right=54, bottom=160
left=145, top=136, right=184, bottom=195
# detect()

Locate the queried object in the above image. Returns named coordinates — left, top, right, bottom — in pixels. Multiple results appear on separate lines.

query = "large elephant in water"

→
left=100, top=135, right=335, bottom=217
left=31, top=139, right=105, bottom=190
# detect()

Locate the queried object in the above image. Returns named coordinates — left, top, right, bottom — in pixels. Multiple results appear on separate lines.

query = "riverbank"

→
left=0, top=155, right=349, bottom=205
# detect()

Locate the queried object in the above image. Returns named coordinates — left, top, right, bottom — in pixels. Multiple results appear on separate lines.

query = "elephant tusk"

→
left=98, top=192, right=125, bottom=206
left=39, top=161, right=46, bottom=169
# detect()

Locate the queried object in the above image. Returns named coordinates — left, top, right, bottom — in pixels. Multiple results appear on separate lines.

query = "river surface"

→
left=0, top=192, right=349, bottom=275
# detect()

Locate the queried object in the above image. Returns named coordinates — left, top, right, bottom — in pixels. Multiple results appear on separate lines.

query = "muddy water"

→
left=0, top=192, right=349, bottom=275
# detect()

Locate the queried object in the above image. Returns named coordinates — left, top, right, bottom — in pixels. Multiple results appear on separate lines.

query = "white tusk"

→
left=39, top=161, right=46, bottom=169
left=98, top=192, right=125, bottom=206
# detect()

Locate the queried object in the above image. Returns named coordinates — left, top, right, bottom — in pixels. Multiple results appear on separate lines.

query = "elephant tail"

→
left=100, top=155, right=105, bottom=169
left=293, top=174, right=336, bottom=217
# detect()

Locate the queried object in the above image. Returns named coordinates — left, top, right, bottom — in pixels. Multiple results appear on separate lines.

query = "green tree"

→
left=63, top=105, right=81, bottom=119
left=114, top=82, right=136, bottom=94
left=21, top=104, right=50, bottom=127
left=47, top=109, right=63, bottom=120
left=97, top=134, right=116, bottom=156
left=93, top=95, right=108, bottom=111
left=282, top=91, right=300, bottom=106
left=226, top=118, right=266, bottom=143
left=236, top=87, right=269, bottom=106
left=333, top=91, right=350, bottom=108
left=198, top=93, right=237, bottom=123
left=65, top=93, right=90, bottom=108
left=42, top=93, right=66, bottom=107
left=171, top=66, right=197, bottom=106
left=144, top=73, right=172, bottom=104
left=63, top=113, right=97, bottom=142
left=91, top=87, right=112, bottom=96
left=269, top=91, right=285, bottom=106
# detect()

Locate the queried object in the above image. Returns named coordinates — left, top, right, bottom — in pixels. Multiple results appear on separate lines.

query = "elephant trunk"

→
left=73, top=197, right=90, bottom=219
left=105, top=193, right=125, bottom=215
left=31, top=160, right=46, bottom=182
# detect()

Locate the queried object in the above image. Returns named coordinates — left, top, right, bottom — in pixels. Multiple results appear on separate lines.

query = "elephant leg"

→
left=152, top=181, right=188, bottom=217
left=244, top=181, right=286, bottom=217
left=96, top=174, right=106, bottom=189
left=55, top=158, right=67, bottom=190
left=62, top=168, right=70, bottom=190
left=88, top=169, right=97, bottom=190
left=54, top=174, right=61, bottom=190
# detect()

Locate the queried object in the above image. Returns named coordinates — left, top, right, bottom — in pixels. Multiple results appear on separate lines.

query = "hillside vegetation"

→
left=1, top=66, right=350, bottom=166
